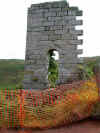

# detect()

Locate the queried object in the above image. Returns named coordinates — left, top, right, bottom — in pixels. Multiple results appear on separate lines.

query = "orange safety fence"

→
left=0, top=78, right=99, bottom=128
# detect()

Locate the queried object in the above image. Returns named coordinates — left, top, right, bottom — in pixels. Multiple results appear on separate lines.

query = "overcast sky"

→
left=0, top=0, right=100, bottom=59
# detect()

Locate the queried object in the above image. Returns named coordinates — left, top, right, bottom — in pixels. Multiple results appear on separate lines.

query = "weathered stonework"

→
left=23, top=1, right=83, bottom=89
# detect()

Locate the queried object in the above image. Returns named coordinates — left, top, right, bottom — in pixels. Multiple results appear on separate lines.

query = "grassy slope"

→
left=82, top=56, right=100, bottom=65
left=0, top=59, right=24, bottom=89
left=0, top=56, right=100, bottom=89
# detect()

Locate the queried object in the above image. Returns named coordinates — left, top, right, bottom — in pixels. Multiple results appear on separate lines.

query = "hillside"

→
left=0, top=59, right=24, bottom=89
left=82, top=56, right=100, bottom=64
left=0, top=56, right=100, bottom=89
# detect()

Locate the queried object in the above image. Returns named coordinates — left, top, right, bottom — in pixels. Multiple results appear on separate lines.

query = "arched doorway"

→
left=48, top=49, right=59, bottom=88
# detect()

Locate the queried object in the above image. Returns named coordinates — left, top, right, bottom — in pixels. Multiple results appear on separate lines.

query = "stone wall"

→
left=23, top=1, right=83, bottom=89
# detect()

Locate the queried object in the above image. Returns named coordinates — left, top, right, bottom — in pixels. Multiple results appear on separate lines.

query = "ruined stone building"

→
left=23, top=1, right=83, bottom=89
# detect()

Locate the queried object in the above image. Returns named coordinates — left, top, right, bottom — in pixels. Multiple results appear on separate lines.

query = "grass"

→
left=0, top=56, right=100, bottom=89
left=0, top=57, right=99, bottom=128
left=0, top=59, right=24, bottom=89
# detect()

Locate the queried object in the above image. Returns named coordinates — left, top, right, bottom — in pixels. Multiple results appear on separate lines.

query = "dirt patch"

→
left=0, top=119, right=100, bottom=133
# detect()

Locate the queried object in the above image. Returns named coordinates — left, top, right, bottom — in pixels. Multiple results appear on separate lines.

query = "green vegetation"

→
left=77, top=64, right=94, bottom=80
left=0, top=56, right=100, bottom=89
left=0, top=59, right=24, bottom=89
left=32, top=77, right=38, bottom=81
left=48, top=50, right=59, bottom=88
left=77, top=56, right=100, bottom=80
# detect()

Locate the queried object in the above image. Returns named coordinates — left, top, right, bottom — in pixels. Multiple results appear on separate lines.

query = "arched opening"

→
left=48, top=49, right=59, bottom=88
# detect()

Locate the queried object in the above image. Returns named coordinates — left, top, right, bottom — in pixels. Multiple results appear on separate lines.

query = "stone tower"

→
left=23, top=1, right=83, bottom=89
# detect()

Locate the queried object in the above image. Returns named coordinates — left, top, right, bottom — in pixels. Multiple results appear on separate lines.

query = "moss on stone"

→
left=24, top=71, right=34, bottom=75
left=32, top=77, right=38, bottom=81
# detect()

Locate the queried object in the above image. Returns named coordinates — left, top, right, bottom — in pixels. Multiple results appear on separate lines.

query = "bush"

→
left=15, top=83, right=23, bottom=89
left=48, top=50, right=58, bottom=88
left=77, top=64, right=94, bottom=80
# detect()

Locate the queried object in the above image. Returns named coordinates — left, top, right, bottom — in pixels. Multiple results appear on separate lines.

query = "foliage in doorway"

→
left=48, top=50, right=59, bottom=88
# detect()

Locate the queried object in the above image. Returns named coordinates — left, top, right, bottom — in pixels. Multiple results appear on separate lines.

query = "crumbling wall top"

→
left=28, top=1, right=82, bottom=16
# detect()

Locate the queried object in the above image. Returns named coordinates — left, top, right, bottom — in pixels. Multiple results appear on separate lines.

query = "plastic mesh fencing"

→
left=0, top=79, right=99, bottom=128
